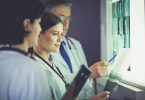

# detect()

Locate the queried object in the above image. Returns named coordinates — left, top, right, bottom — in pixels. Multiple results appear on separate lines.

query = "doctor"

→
left=0, top=0, right=51, bottom=100
left=43, top=0, right=110, bottom=99
left=34, top=12, right=110, bottom=100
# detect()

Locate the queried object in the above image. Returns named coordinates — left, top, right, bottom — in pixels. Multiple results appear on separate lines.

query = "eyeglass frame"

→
left=58, top=15, right=72, bottom=22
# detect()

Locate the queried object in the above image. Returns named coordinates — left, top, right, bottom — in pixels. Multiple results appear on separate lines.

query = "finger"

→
left=101, top=61, right=110, bottom=66
left=96, top=66, right=107, bottom=70
left=97, top=68, right=108, bottom=76
left=102, top=94, right=110, bottom=100
left=101, top=92, right=110, bottom=100
left=97, top=91, right=110, bottom=97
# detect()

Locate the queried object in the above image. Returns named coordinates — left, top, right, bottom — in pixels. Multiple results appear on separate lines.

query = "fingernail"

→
left=106, top=94, right=110, bottom=98
left=106, top=91, right=111, bottom=94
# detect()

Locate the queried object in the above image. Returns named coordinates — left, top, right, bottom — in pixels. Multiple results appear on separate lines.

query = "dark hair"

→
left=40, top=12, right=62, bottom=33
left=0, top=0, right=44, bottom=45
left=44, top=0, right=72, bottom=12
left=28, top=12, right=62, bottom=55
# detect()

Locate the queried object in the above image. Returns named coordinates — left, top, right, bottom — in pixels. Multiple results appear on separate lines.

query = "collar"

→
left=0, top=47, right=28, bottom=56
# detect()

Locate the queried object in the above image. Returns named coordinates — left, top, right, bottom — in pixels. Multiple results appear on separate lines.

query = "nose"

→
left=57, top=34, right=63, bottom=42
left=62, top=19, right=70, bottom=29
left=39, top=24, right=42, bottom=33
left=37, top=25, right=42, bottom=36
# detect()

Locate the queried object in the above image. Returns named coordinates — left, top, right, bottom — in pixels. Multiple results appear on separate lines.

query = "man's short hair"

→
left=44, top=0, right=72, bottom=13
left=0, top=0, right=44, bottom=45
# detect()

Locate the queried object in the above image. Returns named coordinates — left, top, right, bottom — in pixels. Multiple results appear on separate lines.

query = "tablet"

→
left=65, top=65, right=91, bottom=98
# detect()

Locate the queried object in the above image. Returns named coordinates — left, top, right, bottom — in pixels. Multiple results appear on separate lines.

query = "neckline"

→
left=34, top=51, right=70, bottom=88
left=0, top=47, right=28, bottom=56
left=34, top=51, right=53, bottom=68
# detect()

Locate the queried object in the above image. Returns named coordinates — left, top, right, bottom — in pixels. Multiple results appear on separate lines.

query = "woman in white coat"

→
left=33, top=12, right=66, bottom=100
left=33, top=12, right=110, bottom=100
left=0, top=0, right=51, bottom=99
left=44, top=0, right=110, bottom=99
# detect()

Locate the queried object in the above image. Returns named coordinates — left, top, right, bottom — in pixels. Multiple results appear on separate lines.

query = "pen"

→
left=108, top=54, right=117, bottom=62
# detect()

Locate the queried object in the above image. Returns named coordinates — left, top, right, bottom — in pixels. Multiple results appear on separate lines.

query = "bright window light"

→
left=109, top=0, right=145, bottom=89
left=123, top=0, right=145, bottom=88
left=112, top=0, right=121, bottom=3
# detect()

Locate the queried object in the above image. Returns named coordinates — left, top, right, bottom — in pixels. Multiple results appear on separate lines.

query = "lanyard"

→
left=66, top=36, right=76, bottom=50
left=34, top=51, right=69, bottom=89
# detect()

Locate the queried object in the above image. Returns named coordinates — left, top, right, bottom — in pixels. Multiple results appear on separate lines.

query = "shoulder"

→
left=0, top=51, right=40, bottom=73
left=16, top=55, right=39, bottom=69
left=0, top=52, right=50, bottom=99
left=5, top=52, right=37, bottom=67
left=66, top=36, right=82, bottom=46
left=6, top=53, right=43, bottom=75
left=67, top=36, right=80, bottom=43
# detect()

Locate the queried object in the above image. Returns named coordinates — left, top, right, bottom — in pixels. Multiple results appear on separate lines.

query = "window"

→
left=103, top=0, right=145, bottom=89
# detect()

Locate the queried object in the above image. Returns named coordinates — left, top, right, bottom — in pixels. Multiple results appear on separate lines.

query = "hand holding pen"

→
left=88, top=53, right=117, bottom=79
left=89, top=61, right=109, bottom=79
left=108, top=54, right=117, bottom=62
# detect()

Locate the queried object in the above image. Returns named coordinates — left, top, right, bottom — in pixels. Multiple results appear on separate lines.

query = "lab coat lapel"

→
left=66, top=41, right=81, bottom=73
left=52, top=52, right=69, bottom=70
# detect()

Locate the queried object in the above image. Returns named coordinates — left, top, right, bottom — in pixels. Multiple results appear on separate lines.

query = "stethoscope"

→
left=65, top=36, right=77, bottom=50
left=50, top=36, right=86, bottom=72
left=65, top=36, right=84, bottom=67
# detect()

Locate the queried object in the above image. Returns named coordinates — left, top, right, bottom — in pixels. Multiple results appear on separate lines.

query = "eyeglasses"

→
left=58, top=15, right=72, bottom=22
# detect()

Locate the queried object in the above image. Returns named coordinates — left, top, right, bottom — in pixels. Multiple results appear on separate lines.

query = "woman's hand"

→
left=89, top=91, right=110, bottom=100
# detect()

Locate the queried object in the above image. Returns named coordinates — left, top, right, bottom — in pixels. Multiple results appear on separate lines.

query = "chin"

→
left=53, top=49, right=59, bottom=52
left=63, top=31, right=67, bottom=36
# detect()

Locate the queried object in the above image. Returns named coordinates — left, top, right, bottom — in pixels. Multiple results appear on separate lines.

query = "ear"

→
left=23, top=18, right=32, bottom=32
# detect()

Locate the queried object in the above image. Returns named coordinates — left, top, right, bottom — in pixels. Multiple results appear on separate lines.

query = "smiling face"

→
left=38, top=23, right=63, bottom=53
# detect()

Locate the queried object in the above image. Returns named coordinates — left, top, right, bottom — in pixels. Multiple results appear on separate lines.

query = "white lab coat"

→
left=51, top=37, right=95, bottom=99
left=34, top=55, right=66, bottom=100
left=0, top=48, right=51, bottom=100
